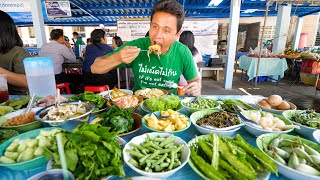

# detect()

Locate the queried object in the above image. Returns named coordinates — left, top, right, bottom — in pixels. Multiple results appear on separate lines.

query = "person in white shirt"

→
left=39, top=29, right=76, bottom=84
left=179, top=30, right=203, bottom=85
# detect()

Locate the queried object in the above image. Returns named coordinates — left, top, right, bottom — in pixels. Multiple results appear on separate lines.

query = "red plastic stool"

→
left=56, top=83, right=71, bottom=94
left=84, top=85, right=109, bottom=93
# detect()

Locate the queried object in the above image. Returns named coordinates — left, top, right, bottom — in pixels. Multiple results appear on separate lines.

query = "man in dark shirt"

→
left=82, top=29, right=117, bottom=87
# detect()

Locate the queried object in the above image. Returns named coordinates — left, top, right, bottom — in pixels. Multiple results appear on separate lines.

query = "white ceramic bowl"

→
left=313, top=130, right=320, bottom=144
left=257, top=133, right=320, bottom=180
left=181, top=97, right=220, bottom=114
left=123, top=132, right=190, bottom=178
left=240, top=110, right=294, bottom=137
left=254, top=97, right=296, bottom=115
left=283, top=110, right=318, bottom=140
left=190, top=110, right=242, bottom=136
left=99, top=89, right=133, bottom=100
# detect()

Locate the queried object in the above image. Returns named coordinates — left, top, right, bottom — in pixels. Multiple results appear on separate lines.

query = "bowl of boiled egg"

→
left=238, top=110, right=297, bottom=136
left=255, top=95, right=296, bottom=115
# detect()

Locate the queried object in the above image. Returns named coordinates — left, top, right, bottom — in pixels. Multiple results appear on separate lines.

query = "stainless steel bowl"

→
left=35, top=101, right=95, bottom=126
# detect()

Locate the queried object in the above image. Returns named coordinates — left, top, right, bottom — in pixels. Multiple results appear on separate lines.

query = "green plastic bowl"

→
left=142, top=111, right=191, bottom=134
left=140, top=101, right=183, bottom=113
left=0, top=107, right=43, bottom=133
left=0, top=127, right=56, bottom=171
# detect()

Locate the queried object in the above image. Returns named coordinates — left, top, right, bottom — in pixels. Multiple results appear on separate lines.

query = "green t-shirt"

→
left=109, top=37, right=198, bottom=93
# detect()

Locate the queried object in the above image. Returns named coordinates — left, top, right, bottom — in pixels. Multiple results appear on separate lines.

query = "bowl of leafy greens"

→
left=140, top=95, right=182, bottom=113
left=283, top=109, right=320, bottom=139
left=92, top=106, right=141, bottom=136
left=68, top=92, right=107, bottom=114
left=0, top=129, right=19, bottom=144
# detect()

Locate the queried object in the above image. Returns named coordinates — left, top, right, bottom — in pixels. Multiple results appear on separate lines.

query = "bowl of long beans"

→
left=123, top=132, right=190, bottom=178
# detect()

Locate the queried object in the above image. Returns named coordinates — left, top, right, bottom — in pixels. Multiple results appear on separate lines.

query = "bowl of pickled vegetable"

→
left=283, top=110, right=320, bottom=140
left=123, top=132, right=190, bottom=178
left=181, top=97, right=220, bottom=114
left=190, top=110, right=243, bottom=136
left=257, top=133, right=320, bottom=180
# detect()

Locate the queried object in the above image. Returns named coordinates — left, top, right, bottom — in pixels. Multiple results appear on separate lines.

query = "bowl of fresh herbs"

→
left=283, top=109, right=320, bottom=139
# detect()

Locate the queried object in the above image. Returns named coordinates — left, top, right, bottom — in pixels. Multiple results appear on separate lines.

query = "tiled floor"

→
left=201, top=70, right=320, bottom=111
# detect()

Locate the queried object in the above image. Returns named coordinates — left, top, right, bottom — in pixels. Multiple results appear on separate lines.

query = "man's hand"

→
left=65, top=41, right=71, bottom=48
left=116, top=46, right=141, bottom=64
left=183, top=81, right=201, bottom=96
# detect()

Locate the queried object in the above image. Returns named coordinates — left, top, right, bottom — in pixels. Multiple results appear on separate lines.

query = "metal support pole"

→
left=255, top=2, right=270, bottom=87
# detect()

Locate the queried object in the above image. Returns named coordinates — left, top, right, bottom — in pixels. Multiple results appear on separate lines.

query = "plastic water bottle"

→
left=23, top=57, right=56, bottom=97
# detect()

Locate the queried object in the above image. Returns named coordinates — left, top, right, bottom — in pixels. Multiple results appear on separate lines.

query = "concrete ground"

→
left=201, top=70, right=320, bottom=112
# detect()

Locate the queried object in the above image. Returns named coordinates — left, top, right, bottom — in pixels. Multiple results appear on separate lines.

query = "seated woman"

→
left=0, top=10, right=29, bottom=95
left=82, top=29, right=118, bottom=87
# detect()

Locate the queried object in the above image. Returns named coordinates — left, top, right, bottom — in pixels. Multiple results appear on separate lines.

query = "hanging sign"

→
left=117, top=19, right=218, bottom=41
left=44, top=1, right=71, bottom=18
left=0, top=0, right=32, bottom=23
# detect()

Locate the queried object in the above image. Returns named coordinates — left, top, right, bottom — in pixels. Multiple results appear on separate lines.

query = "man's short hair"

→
left=151, top=0, right=185, bottom=33
left=50, top=29, right=64, bottom=40
left=72, top=32, right=79, bottom=36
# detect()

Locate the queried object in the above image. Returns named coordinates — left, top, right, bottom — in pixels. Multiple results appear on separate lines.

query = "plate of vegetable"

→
left=68, top=92, right=107, bottom=114
left=239, top=110, right=296, bottom=136
left=190, top=110, right=243, bottom=136
left=1, top=96, right=31, bottom=111
left=123, top=133, right=190, bottom=178
left=134, top=88, right=167, bottom=99
left=0, top=128, right=61, bottom=170
left=283, top=110, right=320, bottom=139
left=257, top=133, right=320, bottom=180
left=0, top=107, right=43, bottom=133
left=92, top=105, right=141, bottom=136
left=0, top=129, right=18, bottom=144
left=142, top=110, right=191, bottom=134
left=140, top=95, right=182, bottom=113
left=181, top=97, right=220, bottom=113
left=46, top=123, right=126, bottom=179
left=188, top=133, right=276, bottom=180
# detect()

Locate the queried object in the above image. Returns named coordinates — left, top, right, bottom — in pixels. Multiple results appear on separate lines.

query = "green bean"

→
left=155, top=165, right=165, bottom=172
left=165, top=157, right=171, bottom=163
left=159, top=135, right=174, bottom=147
left=173, top=161, right=181, bottom=169
left=164, top=142, right=174, bottom=149
left=160, top=162, right=169, bottom=168
left=145, top=146, right=156, bottom=153
left=146, top=150, right=161, bottom=161
left=152, top=153, right=168, bottom=168
left=129, top=158, right=140, bottom=168
left=234, top=134, right=278, bottom=176
left=126, top=149, right=144, bottom=158
left=141, top=149, right=148, bottom=155
left=130, top=143, right=149, bottom=153
left=168, top=151, right=175, bottom=170
left=139, top=154, right=151, bottom=165
left=174, top=144, right=184, bottom=153
left=154, top=137, right=165, bottom=142
left=149, top=141, right=162, bottom=150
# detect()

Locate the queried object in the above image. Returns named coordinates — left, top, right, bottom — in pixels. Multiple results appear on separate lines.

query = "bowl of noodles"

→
left=134, top=88, right=167, bottom=99
left=0, top=107, right=43, bottom=133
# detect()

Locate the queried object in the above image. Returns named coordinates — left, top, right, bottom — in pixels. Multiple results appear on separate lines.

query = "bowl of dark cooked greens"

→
left=190, top=110, right=243, bottom=136
left=0, top=129, right=18, bottom=144
left=283, top=109, right=320, bottom=139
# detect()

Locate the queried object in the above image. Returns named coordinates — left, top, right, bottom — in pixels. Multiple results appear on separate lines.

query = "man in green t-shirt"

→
left=91, top=0, right=201, bottom=96
left=72, top=32, right=84, bottom=57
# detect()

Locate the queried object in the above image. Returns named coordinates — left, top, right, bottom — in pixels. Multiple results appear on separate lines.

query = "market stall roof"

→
left=16, top=0, right=320, bottom=26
